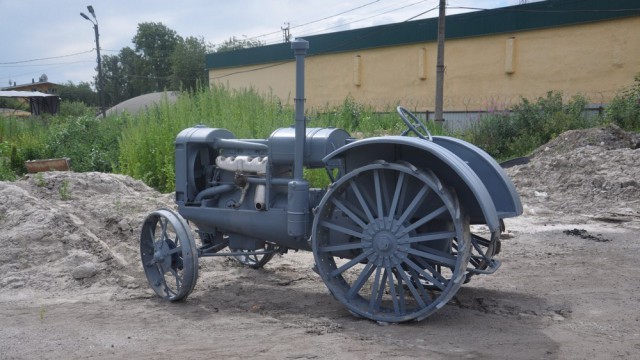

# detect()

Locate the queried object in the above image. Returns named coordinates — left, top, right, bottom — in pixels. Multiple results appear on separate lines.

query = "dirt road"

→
left=2, top=214, right=639, bottom=359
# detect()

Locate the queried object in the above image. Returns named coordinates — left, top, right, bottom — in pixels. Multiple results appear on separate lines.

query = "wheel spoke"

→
left=403, top=256, right=446, bottom=291
left=375, top=268, right=388, bottom=312
left=331, top=197, right=367, bottom=229
left=346, top=260, right=376, bottom=299
left=328, top=250, right=373, bottom=278
left=166, top=246, right=182, bottom=255
left=393, top=267, right=407, bottom=315
left=349, top=179, right=375, bottom=223
left=396, top=186, right=429, bottom=225
left=373, top=169, right=384, bottom=220
left=399, top=205, right=448, bottom=236
left=409, top=245, right=457, bottom=268
left=386, top=264, right=400, bottom=316
left=320, top=220, right=364, bottom=239
left=408, top=267, right=432, bottom=303
left=410, top=254, right=448, bottom=285
left=145, top=226, right=156, bottom=246
left=168, top=267, right=183, bottom=291
left=160, top=218, right=169, bottom=241
left=388, top=172, right=405, bottom=219
left=157, top=264, right=176, bottom=297
left=398, top=230, right=456, bottom=245
left=369, top=266, right=384, bottom=312
left=395, top=265, right=427, bottom=308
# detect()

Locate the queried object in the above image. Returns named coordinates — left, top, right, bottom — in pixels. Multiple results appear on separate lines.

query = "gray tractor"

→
left=140, top=39, right=522, bottom=323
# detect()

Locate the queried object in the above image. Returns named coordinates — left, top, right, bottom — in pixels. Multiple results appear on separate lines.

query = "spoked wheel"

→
left=312, top=161, right=471, bottom=323
left=470, top=229, right=501, bottom=273
left=140, top=209, right=198, bottom=301
left=230, top=243, right=277, bottom=269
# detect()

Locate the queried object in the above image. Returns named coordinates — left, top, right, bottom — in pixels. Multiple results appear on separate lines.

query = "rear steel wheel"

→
left=140, top=209, right=198, bottom=301
left=230, top=243, right=277, bottom=269
left=312, top=161, right=471, bottom=323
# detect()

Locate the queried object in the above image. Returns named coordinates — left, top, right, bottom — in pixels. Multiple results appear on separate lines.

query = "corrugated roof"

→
left=206, top=0, right=640, bottom=69
left=0, top=90, right=58, bottom=98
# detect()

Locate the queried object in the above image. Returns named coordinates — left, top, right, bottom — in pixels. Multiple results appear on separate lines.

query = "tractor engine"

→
left=174, top=125, right=350, bottom=251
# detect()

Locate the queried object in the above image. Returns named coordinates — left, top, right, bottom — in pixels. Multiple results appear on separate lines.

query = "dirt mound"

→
left=530, top=124, right=640, bottom=158
left=508, top=125, right=640, bottom=220
left=0, top=172, right=172, bottom=302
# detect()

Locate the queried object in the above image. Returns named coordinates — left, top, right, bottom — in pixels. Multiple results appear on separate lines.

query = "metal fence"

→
left=418, top=104, right=606, bottom=133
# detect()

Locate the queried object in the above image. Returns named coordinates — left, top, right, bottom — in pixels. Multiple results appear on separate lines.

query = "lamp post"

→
left=81, top=5, right=106, bottom=118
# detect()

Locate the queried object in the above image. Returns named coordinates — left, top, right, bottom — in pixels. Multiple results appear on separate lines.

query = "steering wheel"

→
left=397, top=106, right=433, bottom=141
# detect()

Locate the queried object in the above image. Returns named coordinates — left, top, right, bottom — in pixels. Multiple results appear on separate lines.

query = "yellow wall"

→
left=210, top=17, right=640, bottom=112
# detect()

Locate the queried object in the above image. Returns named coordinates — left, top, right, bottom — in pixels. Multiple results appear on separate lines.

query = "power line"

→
left=0, top=49, right=95, bottom=65
left=448, top=6, right=640, bottom=13
left=256, top=0, right=430, bottom=46
left=296, top=0, right=428, bottom=39
left=211, top=5, right=440, bottom=81
left=289, top=0, right=382, bottom=31
left=0, top=60, right=95, bottom=68
left=240, top=0, right=383, bottom=43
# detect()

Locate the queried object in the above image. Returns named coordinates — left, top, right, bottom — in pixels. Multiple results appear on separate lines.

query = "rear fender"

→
left=323, top=136, right=502, bottom=233
left=432, top=136, right=523, bottom=218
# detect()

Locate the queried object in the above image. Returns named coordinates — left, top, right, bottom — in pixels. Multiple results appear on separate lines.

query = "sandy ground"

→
left=1, top=125, right=638, bottom=359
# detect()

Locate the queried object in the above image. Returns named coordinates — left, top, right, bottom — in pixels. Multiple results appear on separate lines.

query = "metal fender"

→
left=431, top=136, right=523, bottom=218
left=323, top=136, right=501, bottom=233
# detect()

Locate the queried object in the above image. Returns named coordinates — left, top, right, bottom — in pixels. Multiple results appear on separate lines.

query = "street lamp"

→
left=80, top=5, right=106, bottom=118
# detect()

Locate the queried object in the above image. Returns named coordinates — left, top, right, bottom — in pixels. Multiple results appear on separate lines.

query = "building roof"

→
left=1, top=81, right=59, bottom=91
left=206, top=0, right=640, bottom=69
left=0, top=90, right=58, bottom=98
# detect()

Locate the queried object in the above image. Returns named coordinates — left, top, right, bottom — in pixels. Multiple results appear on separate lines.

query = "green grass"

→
left=1, top=75, right=639, bottom=188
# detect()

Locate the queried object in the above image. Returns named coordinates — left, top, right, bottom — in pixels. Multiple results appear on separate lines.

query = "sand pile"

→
left=0, top=172, right=172, bottom=301
left=507, top=125, right=640, bottom=220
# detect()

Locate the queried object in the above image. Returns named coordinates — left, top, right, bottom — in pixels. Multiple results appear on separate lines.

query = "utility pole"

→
left=81, top=5, right=106, bottom=118
left=434, top=0, right=446, bottom=125
left=282, top=22, right=291, bottom=43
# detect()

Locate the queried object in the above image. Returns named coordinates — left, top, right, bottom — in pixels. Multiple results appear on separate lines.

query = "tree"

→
left=100, top=54, right=125, bottom=106
left=215, top=36, right=265, bottom=53
left=132, top=22, right=182, bottom=91
left=118, top=47, right=154, bottom=99
left=171, top=36, right=208, bottom=91
left=58, top=81, right=97, bottom=106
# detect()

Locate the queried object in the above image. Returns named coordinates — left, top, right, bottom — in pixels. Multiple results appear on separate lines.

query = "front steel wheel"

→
left=140, top=209, right=198, bottom=301
left=312, top=161, right=471, bottom=323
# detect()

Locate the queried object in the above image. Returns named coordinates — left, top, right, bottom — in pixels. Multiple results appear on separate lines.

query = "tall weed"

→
left=606, top=74, right=640, bottom=131
left=465, top=91, right=601, bottom=159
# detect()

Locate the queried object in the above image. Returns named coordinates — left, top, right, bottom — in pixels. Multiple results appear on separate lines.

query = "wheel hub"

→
left=363, top=218, right=410, bottom=262
left=373, top=232, right=394, bottom=252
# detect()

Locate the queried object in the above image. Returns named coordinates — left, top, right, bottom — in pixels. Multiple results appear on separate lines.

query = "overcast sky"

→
left=0, top=0, right=531, bottom=87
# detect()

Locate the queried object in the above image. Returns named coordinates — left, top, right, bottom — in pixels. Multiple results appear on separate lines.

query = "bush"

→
left=464, top=91, right=600, bottom=160
left=606, top=74, right=640, bottom=131
left=59, top=100, right=95, bottom=117
left=0, top=142, right=16, bottom=181
left=45, top=116, right=122, bottom=172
